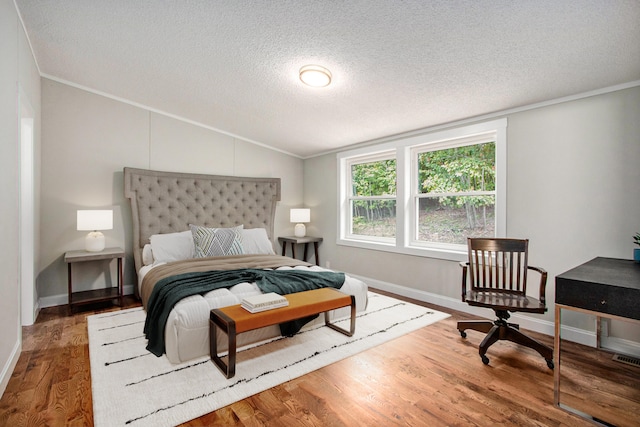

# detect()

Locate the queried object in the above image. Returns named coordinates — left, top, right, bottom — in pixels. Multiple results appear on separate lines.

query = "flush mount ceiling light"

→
left=299, top=65, right=332, bottom=87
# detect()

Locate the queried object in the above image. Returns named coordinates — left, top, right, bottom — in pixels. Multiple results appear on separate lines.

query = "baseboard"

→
left=33, top=299, right=41, bottom=324
left=350, top=273, right=597, bottom=348
left=600, top=337, right=640, bottom=357
left=39, top=293, right=68, bottom=309
left=0, top=339, right=21, bottom=398
left=599, top=320, right=640, bottom=357
left=38, top=284, right=136, bottom=309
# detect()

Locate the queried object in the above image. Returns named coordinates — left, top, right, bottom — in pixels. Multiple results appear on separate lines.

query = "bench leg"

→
left=324, top=295, right=356, bottom=337
left=210, top=314, right=237, bottom=379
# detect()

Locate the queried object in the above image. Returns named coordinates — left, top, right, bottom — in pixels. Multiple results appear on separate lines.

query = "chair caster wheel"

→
left=546, top=359, right=554, bottom=370
left=481, top=355, right=489, bottom=365
left=459, top=330, right=467, bottom=338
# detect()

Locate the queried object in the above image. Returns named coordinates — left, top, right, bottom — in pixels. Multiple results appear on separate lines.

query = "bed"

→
left=123, top=167, right=368, bottom=363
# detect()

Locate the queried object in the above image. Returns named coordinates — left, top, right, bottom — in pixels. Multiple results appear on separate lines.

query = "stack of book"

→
left=241, top=292, right=289, bottom=313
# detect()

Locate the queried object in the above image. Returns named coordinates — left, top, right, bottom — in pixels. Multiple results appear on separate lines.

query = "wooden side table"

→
left=278, top=236, right=323, bottom=266
left=64, top=247, right=124, bottom=313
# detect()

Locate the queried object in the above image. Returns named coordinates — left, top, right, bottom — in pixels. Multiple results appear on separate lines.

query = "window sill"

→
left=337, top=238, right=467, bottom=262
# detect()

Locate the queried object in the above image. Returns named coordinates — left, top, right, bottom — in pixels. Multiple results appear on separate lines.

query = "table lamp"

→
left=77, top=209, right=113, bottom=252
left=290, top=208, right=310, bottom=237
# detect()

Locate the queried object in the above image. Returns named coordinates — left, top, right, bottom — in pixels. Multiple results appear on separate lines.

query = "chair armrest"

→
left=527, top=265, right=548, bottom=304
left=460, top=262, right=469, bottom=301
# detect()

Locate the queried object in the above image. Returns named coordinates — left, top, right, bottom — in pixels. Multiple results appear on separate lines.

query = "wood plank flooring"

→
left=0, top=291, right=637, bottom=426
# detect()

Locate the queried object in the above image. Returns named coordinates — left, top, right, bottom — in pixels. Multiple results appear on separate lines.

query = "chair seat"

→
left=465, top=291, right=546, bottom=313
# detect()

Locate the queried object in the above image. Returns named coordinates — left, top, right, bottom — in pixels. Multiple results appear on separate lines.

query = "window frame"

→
left=409, top=133, right=498, bottom=252
left=340, top=150, right=397, bottom=246
left=337, top=119, right=507, bottom=261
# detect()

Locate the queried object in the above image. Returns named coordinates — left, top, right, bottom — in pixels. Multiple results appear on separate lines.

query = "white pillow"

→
left=149, top=230, right=194, bottom=263
left=190, top=224, right=244, bottom=258
left=241, top=228, right=275, bottom=255
left=142, top=244, right=154, bottom=266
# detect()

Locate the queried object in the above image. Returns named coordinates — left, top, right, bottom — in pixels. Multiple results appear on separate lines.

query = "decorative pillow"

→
left=190, top=224, right=244, bottom=258
left=149, top=230, right=194, bottom=263
left=241, top=228, right=275, bottom=255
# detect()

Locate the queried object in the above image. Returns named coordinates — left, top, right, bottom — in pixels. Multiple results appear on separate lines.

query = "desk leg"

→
left=281, top=242, right=286, bottom=257
left=302, top=243, right=309, bottom=262
left=554, top=305, right=561, bottom=406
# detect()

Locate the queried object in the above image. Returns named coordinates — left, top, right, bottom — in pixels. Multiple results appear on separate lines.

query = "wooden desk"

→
left=278, top=236, right=323, bottom=266
left=554, top=257, right=640, bottom=425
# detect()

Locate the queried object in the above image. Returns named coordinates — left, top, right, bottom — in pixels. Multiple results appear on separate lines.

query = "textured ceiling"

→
left=15, top=0, right=640, bottom=158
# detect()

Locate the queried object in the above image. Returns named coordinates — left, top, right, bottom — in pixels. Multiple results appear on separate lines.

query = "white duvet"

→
left=139, top=263, right=369, bottom=364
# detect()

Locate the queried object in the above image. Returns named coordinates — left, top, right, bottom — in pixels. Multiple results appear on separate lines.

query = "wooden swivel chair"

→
left=458, top=238, right=554, bottom=369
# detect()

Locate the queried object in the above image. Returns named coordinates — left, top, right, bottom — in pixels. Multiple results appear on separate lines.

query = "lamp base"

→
left=294, top=223, right=306, bottom=238
left=85, top=231, right=106, bottom=252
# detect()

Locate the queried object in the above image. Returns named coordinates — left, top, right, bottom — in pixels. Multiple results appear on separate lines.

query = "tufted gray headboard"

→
left=123, top=167, right=281, bottom=274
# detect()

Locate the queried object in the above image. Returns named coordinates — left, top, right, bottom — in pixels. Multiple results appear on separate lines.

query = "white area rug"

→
left=88, top=292, right=450, bottom=427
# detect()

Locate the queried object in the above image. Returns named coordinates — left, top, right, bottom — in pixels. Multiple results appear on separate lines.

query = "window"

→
left=411, top=135, right=496, bottom=249
left=338, top=119, right=506, bottom=261
left=345, top=152, right=396, bottom=243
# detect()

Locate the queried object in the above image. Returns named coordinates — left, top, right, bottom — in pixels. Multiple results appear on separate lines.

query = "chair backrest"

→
left=467, top=238, right=529, bottom=296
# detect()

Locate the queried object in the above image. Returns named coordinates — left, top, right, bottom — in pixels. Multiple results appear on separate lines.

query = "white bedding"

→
left=139, top=263, right=368, bottom=364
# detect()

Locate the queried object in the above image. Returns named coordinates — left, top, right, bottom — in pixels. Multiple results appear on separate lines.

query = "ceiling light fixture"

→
left=299, top=65, right=332, bottom=87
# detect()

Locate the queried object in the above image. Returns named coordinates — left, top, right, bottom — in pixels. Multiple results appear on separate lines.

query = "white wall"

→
left=0, top=0, right=41, bottom=396
left=305, top=86, right=640, bottom=341
left=507, top=86, right=640, bottom=342
left=38, top=78, right=304, bottom=302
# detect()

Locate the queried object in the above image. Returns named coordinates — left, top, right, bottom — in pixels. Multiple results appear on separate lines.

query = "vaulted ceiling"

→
left=15, top=1, right=640, bottom=158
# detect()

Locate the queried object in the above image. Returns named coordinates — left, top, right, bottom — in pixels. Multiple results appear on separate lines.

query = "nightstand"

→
left=278, top=236, right=323, bottom=266
left=64, top=247, right=124, bottom=313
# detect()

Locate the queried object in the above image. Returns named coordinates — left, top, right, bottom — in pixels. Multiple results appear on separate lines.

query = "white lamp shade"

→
left=290, top=208, right=310, bottom=223
left=77, top=210, right=113, bottom=231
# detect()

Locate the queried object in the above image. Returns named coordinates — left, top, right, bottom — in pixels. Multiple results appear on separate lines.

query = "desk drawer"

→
left=556, top=278, right=640, bottom=320
left=556, top=278, right=609, bottom=313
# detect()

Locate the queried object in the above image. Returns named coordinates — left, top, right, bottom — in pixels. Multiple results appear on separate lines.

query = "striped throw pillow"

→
left=189, top=224, right=244, bottom=258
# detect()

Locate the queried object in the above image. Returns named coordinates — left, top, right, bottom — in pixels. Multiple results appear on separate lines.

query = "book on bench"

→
left=241, top=292, right=289, bottom=313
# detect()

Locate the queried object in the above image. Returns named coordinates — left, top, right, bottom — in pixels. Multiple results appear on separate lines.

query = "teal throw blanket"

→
left=144, top=268, right=345, bottom=357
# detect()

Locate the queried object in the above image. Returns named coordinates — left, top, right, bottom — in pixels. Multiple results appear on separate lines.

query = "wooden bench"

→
left=209, top=287, right=356, bottom=378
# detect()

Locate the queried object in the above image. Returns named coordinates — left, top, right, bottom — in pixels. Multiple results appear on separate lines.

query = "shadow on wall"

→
left=37, top=195, right=136, bottom=306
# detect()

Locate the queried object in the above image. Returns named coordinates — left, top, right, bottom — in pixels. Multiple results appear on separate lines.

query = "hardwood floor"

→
left=1, top=291, right=637, bottom=426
